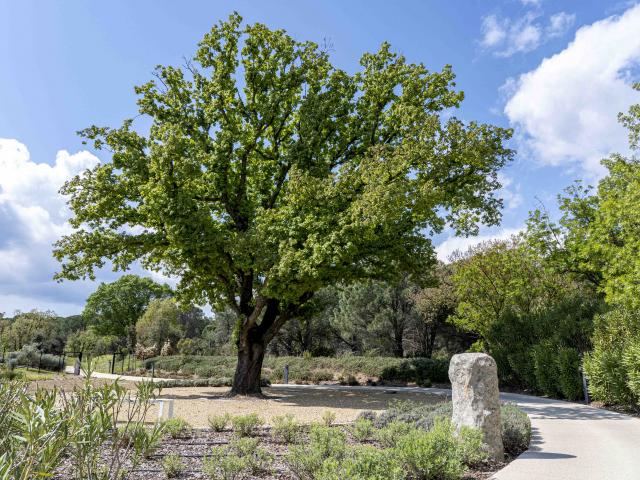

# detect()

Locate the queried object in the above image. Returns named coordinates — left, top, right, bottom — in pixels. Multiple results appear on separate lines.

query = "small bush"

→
left=231, top=413, right=263, bottom=437
left=458, top=426, right=488, bottom=466
left=309, top=424, right=347, bottom=459
left=375, top=400, right=452, bottom=430
left=203, top=438, right=272, bottom=479
left=272, top=414, right=300, bottom=444
left=351, top=417, right=374, bottom=441
left=501, top=403, right=531, bottom=456
left=376, top=420, right=415, bottom=448
left=285, top=425, right=348, bottom=479
left=321, top=410, right=336, bottom=426
left=162, top=417, right=193, bottom=439
left=393, top=418, right=466, bottom=480
left=208, top=412, right=231, bottom=432
left=203, top=450, right=246, bottom=480
left=317, top=446, right=406, bottom=480
left=162, top=453, right=184, bottom=478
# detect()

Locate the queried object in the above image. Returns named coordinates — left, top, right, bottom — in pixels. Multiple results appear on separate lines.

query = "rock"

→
left=449, top=353, right=503, bottom=461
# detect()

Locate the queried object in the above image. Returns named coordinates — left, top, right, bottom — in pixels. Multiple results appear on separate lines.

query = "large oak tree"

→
left=54, top=13, right=513, bottom=395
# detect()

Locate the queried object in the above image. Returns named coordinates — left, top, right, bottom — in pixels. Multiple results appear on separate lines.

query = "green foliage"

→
left=329, top=277, right=419, bottom=357
left=501, top=403, right=532, bottom=457
left=54, top=12, right=512, bottom=392
left=375, top=400, right=453, bottom=430
left=0, top=363, right=161, bottom=480
left=584, top=308, right=640, bottom=406
left=457, top=426, right=488, bottom=467
left=556, top=347, right=583, bottom=401
left=393, top=418, right=469, bottom=480
left=6, top=344, right=64, bottom=372
left=231, top=413, right=263, bottom=437
left=203, top=438, right=272, bottom=479
left=375, top=420, right=415, bottom=448
left=531, top=341, right=561, bottom=397
left=162, top=417, right=193, bottom=439
left=321, top=410, right=336, bottom=426
left=146, top=354, right=449, bottom=386
left=136, top=298, right=184, bottom=353
left=208, top=412, right=231, bottom=432
left=351, top=417, right=374, bottom=441
left=82, top=274, right=171, bottom=348
left=271, top=414, right=300, bottom=443
left=162, top=453, right=184, bottom=478
left=317, top=446, right=406, bottom=480
left=65, top=328, right=118, bottom=357
left=285, top=425, right=347, bottom=480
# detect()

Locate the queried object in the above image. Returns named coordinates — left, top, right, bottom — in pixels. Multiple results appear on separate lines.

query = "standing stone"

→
left=449, top=353, right=503, bottom=461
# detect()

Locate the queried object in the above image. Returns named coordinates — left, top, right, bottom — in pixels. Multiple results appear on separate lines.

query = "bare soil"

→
left=151, top=385, right=448, bottom=426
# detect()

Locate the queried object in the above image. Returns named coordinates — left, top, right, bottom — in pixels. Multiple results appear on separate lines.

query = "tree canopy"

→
left=54, top=13, right=513, bottom=394
left=82, top=274, right=171, bottom=349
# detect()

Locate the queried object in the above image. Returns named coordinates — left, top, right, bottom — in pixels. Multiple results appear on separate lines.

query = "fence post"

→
left=38, top=352, right=43, bottom=372
left=111, top=352, right=116, bottom=375
left=121, top=354, right=125, bottom=374
left=284, top=364, right=289, bottom=384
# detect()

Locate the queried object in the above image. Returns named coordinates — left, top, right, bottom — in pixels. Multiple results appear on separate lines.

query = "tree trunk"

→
left=230, top=328, right=266, bottom=396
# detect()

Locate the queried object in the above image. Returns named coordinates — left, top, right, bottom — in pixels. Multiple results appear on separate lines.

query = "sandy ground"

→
left=151, top=385, right=445, bottom=427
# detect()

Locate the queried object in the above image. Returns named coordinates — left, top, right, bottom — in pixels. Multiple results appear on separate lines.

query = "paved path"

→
left=491, top=393, right=640, bottom=480
left=63, top=368, right=640, bottom=479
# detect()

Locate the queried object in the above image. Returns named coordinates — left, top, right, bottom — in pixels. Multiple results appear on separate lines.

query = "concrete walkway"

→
left=491, top=393, right=640, bottom=480
left=62, top=368, right=640, bottom=479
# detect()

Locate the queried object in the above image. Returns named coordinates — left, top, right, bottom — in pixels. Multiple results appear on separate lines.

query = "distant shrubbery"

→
left=5, top=344, right=64, bottom=372
left=145, top=355, right=449, bottom=386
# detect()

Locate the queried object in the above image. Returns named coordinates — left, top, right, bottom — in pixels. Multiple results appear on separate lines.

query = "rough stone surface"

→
left=449, top=352, right=503, bottom=460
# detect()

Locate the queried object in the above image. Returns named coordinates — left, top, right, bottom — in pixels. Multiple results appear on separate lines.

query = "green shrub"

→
left=584, top=308, right=640, bottom=406
left=309, top=424, right=347, bottom=459
left=375, top=400, right=452, bottom=430
left=556, top=347, right=583, bottom=401
left=375, top=420, right=415, bottom=448
left=351, top=417, right=374, bottom=441
left=204, top=438, right=272, bottom=479
left=203, top=450, right=246, bottom=480
left=162, top=417, right=193, bottom=439
left=321, top=410, right=336, bottom=426
left=501, top=403, right=531, bottom=456
left=118, top=421, right=165, bottom=459
left=317, top=446, right=406, bottom=480
left=393, top=418, right=466, bottom=480
left=162, top=453, right=185, bottom=478
left=531, top=341, right=561, bottom=397
left=7, top=344, right=64, bottom=372
left=623, top=337, right=640, bottom=399
left=285, top=425, right=348, bottom=479
left=457, top=426, right=488, bottom=466
left=271, top=414, right=300, bottom=443
left=208, top=412, right=231, bottom=432
left=143, top=355, right=451, bottom=386
left=231, top=413, right=263, bottom=437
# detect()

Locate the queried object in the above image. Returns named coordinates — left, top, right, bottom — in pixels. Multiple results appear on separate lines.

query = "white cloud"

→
left=520, top=0, right=541, bottom=6
left=504, top=3, right=640, bottom=177
left=0, top=139, right=102, bottom=315
left=547, top=12, right=576, bottom=37
left=436, top=227, right=524, bottom=263
left=497, top=173, right=523, bottom=210
left=481, top=10, right=575, bottom=57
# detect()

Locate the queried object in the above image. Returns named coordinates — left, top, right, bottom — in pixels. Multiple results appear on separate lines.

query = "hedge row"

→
left=144, top=355, right=450, bottom=386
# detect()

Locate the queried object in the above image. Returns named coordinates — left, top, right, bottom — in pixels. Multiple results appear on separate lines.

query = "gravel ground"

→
left=152, top=385, right=446, bottom=426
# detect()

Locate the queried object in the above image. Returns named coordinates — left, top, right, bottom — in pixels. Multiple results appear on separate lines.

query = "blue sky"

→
left=1, top=0, right=639, bottom=315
